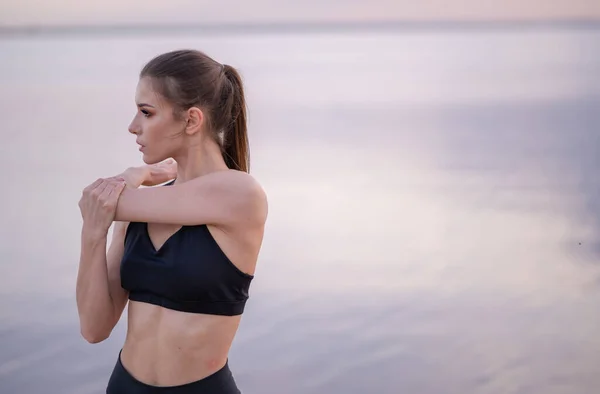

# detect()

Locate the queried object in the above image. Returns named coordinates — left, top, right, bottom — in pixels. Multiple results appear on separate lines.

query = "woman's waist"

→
left=120, top=334, right=230, bottom=386
left=121, top=302, right=240, bottom=386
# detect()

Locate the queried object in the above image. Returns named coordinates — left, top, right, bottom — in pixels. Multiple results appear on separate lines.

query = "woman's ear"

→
left=184, top=107, right=205, bottom=136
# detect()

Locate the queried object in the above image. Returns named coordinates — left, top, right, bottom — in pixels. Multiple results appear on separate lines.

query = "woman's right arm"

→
left=76, top=220, right=129, bottom=344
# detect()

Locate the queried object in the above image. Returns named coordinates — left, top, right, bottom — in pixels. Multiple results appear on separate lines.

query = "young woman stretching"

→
left=76, top=49, right=268, bottom=394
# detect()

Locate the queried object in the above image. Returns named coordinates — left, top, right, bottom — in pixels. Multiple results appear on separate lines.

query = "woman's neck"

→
left=172, top=140, right=228, bottom=184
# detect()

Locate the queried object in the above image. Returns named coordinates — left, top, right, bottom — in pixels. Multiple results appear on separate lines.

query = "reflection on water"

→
left=1, top=28, right=599, bottom=393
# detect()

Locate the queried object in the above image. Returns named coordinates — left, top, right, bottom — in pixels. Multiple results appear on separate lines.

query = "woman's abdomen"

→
left=120, top=300, right=241, bottom=387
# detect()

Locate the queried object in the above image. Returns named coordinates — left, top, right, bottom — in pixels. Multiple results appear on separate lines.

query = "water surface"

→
left=1, top=28, right=599, bottom=394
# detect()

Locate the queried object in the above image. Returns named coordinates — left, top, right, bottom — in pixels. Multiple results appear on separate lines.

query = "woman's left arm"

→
left=114, top=170, right=268, bottom=228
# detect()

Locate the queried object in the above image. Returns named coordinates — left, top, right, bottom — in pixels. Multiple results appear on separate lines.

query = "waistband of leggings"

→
left=116, top=349, right=235, bottom=391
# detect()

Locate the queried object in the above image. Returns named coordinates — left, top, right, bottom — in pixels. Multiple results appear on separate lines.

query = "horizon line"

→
left=1, top=18, right=599, bottom=38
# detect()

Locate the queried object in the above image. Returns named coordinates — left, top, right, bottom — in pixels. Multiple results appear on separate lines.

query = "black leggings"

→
left=106, top=352, right=241, bottom=394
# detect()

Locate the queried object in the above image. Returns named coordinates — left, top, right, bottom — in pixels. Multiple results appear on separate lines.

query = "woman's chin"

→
left=141, top=153, right=165, bottom=166
left=141, top=154, right=155, bottom=165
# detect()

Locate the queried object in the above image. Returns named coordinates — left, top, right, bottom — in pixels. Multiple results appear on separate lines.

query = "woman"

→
left=76, top=49, right=268, bottom=394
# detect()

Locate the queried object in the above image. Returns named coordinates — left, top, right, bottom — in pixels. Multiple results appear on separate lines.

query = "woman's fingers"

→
left=98, top=178, right=125, bottom=209
left=83, top=178, right=104, bottom=195
left=97, top=179, right=114, bottom=201
left=155, top=158, right=175, bottom=167
left=110, top=179, right=127, bottom=203
left=153, top=159, right=177, bottom=173
left=142, top=159, right=177, bottom=186
left=81, top=176, right=127, bottom=211
left=90, top=178, right=110, bottom=198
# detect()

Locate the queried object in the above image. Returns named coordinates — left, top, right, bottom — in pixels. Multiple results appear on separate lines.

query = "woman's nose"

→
left=128, top=120, right=139, bottom=135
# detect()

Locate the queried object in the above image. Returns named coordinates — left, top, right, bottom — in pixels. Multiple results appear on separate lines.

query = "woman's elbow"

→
left=80, top=324, right=110, bottom=344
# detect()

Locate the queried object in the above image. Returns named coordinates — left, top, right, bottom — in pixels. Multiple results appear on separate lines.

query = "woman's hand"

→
left=79, top=177, right=127, bottom=238
left=119, top=158, right=177, bottom=189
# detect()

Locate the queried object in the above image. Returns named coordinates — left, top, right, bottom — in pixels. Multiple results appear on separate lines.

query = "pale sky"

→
left=1, top=0, right=599, bottom=27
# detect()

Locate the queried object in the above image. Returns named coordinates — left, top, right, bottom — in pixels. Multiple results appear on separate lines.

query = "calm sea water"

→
left=1, top=27, right=599, bottom=394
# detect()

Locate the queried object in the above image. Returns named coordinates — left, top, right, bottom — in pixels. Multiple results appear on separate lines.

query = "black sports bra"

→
left=120, top=183, right=254, bottom=316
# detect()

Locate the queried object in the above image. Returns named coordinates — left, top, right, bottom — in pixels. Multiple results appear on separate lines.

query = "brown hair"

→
left=140, top=49, right=250, bottom=173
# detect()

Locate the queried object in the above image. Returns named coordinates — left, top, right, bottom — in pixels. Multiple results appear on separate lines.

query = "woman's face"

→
left=128, top=77, right=186, bottom=164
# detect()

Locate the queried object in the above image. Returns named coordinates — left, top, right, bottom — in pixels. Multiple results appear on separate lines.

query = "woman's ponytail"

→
left=222, top=65, right=249, bottom=173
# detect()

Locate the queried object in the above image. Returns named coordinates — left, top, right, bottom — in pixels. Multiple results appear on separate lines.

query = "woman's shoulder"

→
left=198, top=169, right=268, bottom=223
left=205, top=169, right=265, bottom=194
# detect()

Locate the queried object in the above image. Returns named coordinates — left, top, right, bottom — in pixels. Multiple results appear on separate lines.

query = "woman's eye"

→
left=141, top=109, right=151, bottom=117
